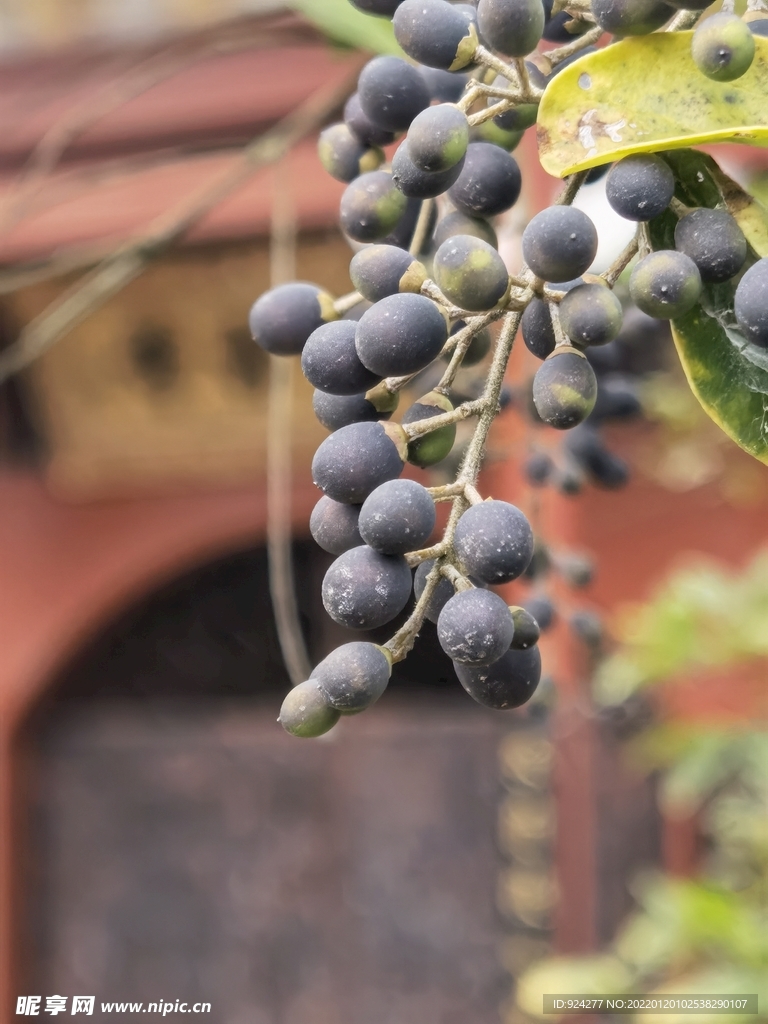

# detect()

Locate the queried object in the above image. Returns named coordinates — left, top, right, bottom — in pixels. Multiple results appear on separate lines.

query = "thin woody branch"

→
left=0, top=59, right=364, bottom=384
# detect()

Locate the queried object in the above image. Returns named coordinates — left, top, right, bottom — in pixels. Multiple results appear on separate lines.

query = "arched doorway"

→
left=18, top=545, right=520, bottom=1024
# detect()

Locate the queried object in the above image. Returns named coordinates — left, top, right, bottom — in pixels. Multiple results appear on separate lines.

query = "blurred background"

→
left=0, top=2, right=766, bottom=1023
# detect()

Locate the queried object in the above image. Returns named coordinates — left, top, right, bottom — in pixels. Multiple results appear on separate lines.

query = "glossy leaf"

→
left=537, top=33, right=768, bottom=177
left=647, top=151, right=768, bottom=465
left=286, top=0, right=403, bottom=55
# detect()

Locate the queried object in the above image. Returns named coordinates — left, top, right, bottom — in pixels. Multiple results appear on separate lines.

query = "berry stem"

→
left=638, top=222, right=652, bottom=259
left=401, top=398, right=485, bottom=439
left=467, top=100, right=519, bottom=127
left=409, top=197, right=436, bottom=257
left=546, top=24, right=603, bottom=68
left=404, top=541, right=447, bottom=567
left=667, top=8, right=703, bottom=29
left=474, top=44, right=521, bottom=80
left=668, top=196, right=690, bottom=218
left=420, top=279, right=474, bottom=319
left=439, top=563, right=474, bottom=592
left=552, top=0, right=593, bottom=16
left=333, top=289, right=363, bottom=315
left=549, top=302, right=571, bottom=347
left=556, top=170, right=590, bottom=205
left=427, top=481, right=466, bottom=499
left=438, top=313, right=499, bottom=389
left=457, top=309, right=522, bottom=486
left=600, top=232, right=640, bottom=287
left=464, top=483, right=484, bottom=505
left=457, top=84, right=484, bottom=112
left=385, top=558, right=446, bottom=660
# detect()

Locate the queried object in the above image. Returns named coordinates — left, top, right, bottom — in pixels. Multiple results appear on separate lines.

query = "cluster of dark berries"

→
left=246, top=0, right=758, bottom=739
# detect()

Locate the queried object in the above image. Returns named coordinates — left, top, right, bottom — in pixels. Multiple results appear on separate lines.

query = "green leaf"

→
left=537, top=33, right=768, bottom=177
left=286, top=0, right=404, bottom=55
left=647, top=151, right=768, bottom=465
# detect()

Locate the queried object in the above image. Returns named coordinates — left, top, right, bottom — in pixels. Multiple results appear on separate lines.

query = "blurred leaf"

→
left=286, top=0, right=404, bottom=55
left=516, top=955, right=633, bottom=1017
left=660, top=733, right=741, bottom=816
left=651, top=968, right=768, bottom=1024
left=537, top=34, right=768, bottom=177
left=630, top=727, right=768, bottom=816
left=617, top=875, right=768, bottom=975
left=708, top=794, right=768, bottom=867
left=594, top=549, right=768, bottom=705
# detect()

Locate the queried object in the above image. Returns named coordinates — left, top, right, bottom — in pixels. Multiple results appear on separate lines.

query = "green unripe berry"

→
left=433, top=234, right=510, bottom=311
left=489, top=76, right=538, bottom=132
left=532, top=347, right=598, bottom=430
left=402, top=390, right=457, bottom=467
left=629, top=250, right=702, bottom=319
left=692, top=12, right=755, bottom=82
left=471, top=120, right=524, bottom=152
left=407, top=103, right=470, bottom=173
left=279, top=680, right=340, bottom=738
left=365, top=381, right=401, bottom=417
left=433, top=210, right=498, bottom=250
left=340, top=170, right=409, bottom=243
left=318, top=123, right=384, bottom=183
left=350, top=244, right=427, bottom=304
left=559, top=282, right=623, bottom=348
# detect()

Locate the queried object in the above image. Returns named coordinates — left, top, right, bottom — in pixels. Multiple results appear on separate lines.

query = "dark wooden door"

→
left=21, top=548, right=514, bottom=1024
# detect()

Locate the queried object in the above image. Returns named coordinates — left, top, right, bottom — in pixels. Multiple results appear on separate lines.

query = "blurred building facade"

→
left=0, top=8, right=766, bottom=1023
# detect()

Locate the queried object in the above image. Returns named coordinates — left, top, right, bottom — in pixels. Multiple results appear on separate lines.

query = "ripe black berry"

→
left=605, top=154, right=675, bottom=222
left=448, top=142, right=522, bottom=218
left=302, top=320, right=381, bottom=395
left=311, top=642, right=392, bottom=711
left=322, top=545, right=412, bottom=629
left=358, top=478, right=436, bottom=554
left=310, top=496, right=363, bottom=555
left=454, top=499, right=534, bottom=584
left=674, top=208, right=747, bottom=283
left=312, top=420, right=406, bottom=504
left=355, top=293, right=448, bottom=376
left=734, top=258, right=768, bottom=347
left=437, top=588, right=515, bottom=665
left=249, top=282, right=336, bottom=356
left=522, top=207, right=598, bottom=283
left=454, top=645, right=541, bottom=709
left=358, top=56, right=430, bottom=132
left=532, top=348, right=598, bottom=429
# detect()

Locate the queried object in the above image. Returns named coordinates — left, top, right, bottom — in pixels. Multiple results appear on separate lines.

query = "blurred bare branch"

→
left=0, top=14, right=319, bottom=237
left=0, top=58, right=362, bottom=384
left=267, top=171, right=313, bottom=687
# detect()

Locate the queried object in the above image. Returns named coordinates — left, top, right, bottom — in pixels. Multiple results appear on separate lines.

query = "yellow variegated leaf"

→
left=537, top=33, right=768, bottom=177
